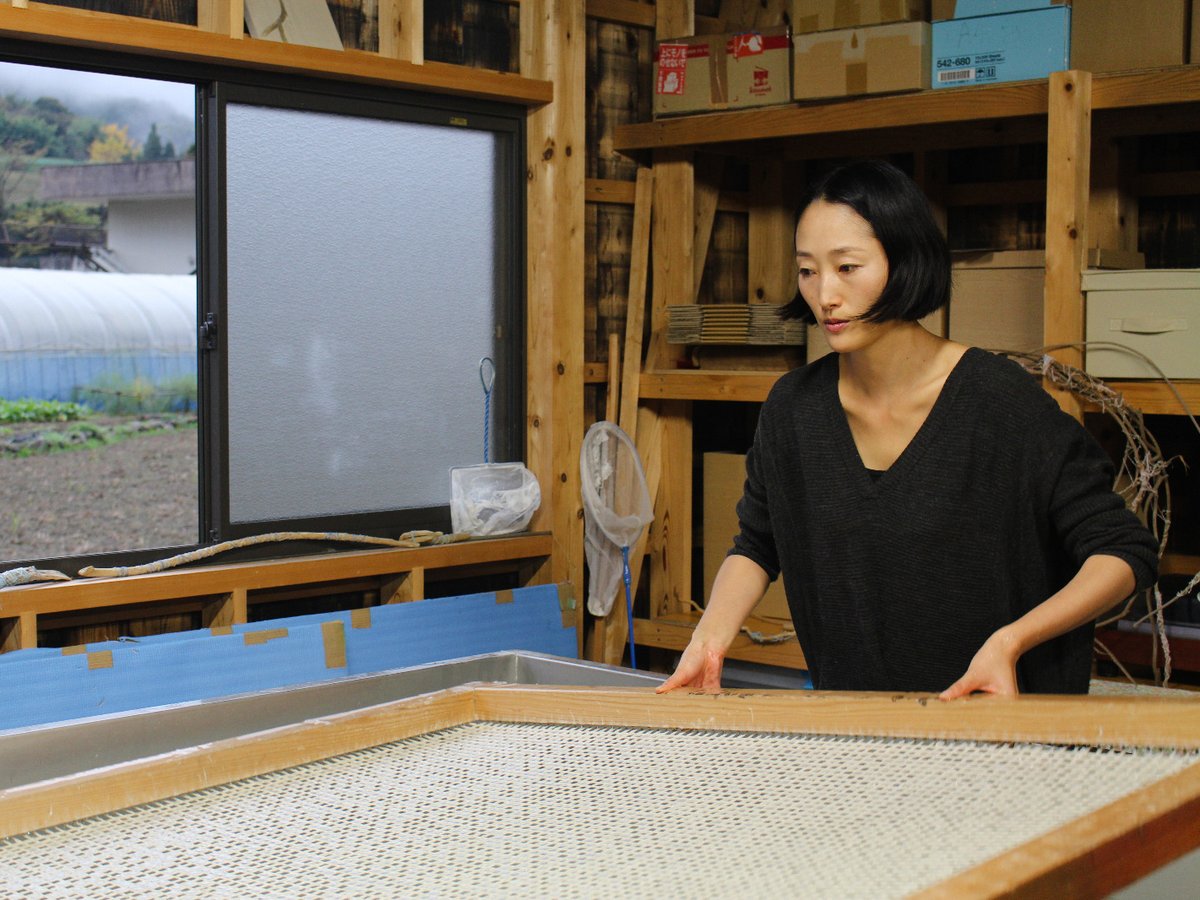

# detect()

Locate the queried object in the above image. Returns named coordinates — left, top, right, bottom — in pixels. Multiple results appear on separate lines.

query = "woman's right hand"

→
left=655, top=639, right=726, bottom=694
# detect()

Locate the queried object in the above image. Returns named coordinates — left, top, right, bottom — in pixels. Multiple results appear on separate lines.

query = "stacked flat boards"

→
left=668, top=304, right=806, bottom=345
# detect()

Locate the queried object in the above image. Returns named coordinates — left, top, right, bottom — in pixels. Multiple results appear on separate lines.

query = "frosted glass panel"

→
left=225, top=103, right=502, bottom=523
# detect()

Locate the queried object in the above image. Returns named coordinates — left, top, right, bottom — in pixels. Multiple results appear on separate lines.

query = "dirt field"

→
left=0, top=426, right=197, bottom=566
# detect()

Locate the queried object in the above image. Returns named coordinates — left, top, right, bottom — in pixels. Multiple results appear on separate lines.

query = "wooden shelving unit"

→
left=603, top=62, right=1200, bottom=671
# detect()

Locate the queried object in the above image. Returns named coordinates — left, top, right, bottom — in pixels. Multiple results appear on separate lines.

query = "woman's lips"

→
left=824, top=319, right=848, bottom=334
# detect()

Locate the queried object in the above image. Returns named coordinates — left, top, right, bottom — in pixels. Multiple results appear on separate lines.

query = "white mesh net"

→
left=580, top=421, right=653, bottom=616
left=1, top=721, right=1195, bottom=898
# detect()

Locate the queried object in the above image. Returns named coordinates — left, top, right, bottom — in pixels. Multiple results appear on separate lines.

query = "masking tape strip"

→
left=87, top=650, right=113, bottom=670
left=210, top=625, right=233, bottom=636
left=557, top=583, right=576, bottom=629
left=322, top=620, right=347, bottom=669
left=496, top=590, right=514, bottom=605
left=846, top=61, right=868, bottom=95
left=61, top=645, right=86, bottom=656
left=351, top=608, right=372, bottom=630
left=243, top=628, right=288, bottom=646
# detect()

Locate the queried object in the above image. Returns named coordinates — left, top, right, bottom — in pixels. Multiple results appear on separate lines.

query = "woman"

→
left=658, top=159, right=1159, bottom=697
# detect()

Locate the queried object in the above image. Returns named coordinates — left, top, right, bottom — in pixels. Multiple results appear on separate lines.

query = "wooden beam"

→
left=380, top=568, right=423, bottom=603
left=605, top=330, right=621, bottom=422
left=586, top=0, right=655, bottom=28
left=522, top=0, right=586, bottom=594
left=633, top=613, right=805, bottom=668
left=0, top=3, right=551, bottom=105
left=1043, top=70, right=1092, bottom=420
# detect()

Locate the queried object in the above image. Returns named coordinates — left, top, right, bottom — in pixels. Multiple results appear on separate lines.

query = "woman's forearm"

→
left=694, top=554, right=773, bottom=649
left=1002, top=553, right=1137, bottom=658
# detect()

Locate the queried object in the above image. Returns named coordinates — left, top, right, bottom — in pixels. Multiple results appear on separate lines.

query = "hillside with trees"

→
left=0, top=91, right=189, bottom=264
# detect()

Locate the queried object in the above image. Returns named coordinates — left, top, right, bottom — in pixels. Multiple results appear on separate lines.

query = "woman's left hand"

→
left=938, top=628, right=1020, bottom=700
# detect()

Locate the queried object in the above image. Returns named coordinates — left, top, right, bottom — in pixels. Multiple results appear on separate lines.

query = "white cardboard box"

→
left=1083, top=269, right=1200, bottom=378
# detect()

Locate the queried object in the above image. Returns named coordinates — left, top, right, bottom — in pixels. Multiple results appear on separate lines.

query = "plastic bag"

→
left=450, top=463, right=541, bottom=536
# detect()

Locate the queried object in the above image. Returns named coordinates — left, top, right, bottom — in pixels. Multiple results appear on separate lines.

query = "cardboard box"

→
left=1083, top=269, right=1200, bottom=378
left=932, top=0, right=1068, bottom=20
left=791, top=0, right=927, bottom=33
left=948, top=250, right=1045, bottom=352
left=793, top=21, right=930, bottom=100
left=932, top=5, right=1070, bottom=88
left=654, top=27, right=792, bottom=116
left=703, top=452, right=791, bottom=622
left=1070, top=0, right=1188, bottom=73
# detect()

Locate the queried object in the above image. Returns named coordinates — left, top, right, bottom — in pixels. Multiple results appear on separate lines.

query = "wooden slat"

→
left=0, top=687, right=477, bottom=840
left=0, top=3, right=551, bottom=105
left=1096, top=628, right=1200, bottom=673
left=614, top=81, right=1050, bottom=151
left=1162, top=554, right=1200, bottom=577
left=583, top=361, right=610, bottom=382
left=633, top=613, right=805, bottom=668
left=0, top=535, right=551, bottom=619
left=640, top=368, right=784, bottom=401
left=586, top=0, right=655, bottom=28
left=380, top=567, right=423, bottom=602
left=521, top=0, right=586, bottom=594
left=1089, top=134, right=1136, bottom=254
left=691, top=153, right=724, bottom=301
left=1043, top=70, right=1092, bottom=419
left=617, top=167, right=654, bottom=434
left=605, top=330, right=621, bottom=422
left=471, top=685, right=1200, bottom=748
left=654, top=401, right=692, bottom=617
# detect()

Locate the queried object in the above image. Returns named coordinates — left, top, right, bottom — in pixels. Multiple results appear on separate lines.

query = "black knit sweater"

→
left=731, top=347, right=1159, bottom=693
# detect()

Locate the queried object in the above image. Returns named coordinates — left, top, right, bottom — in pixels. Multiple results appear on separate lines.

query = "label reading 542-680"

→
left=935, top=50, right=1004, bottom=85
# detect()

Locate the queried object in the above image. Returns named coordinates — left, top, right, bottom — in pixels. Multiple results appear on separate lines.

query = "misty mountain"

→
left=0, top=71, right=194, bottom=153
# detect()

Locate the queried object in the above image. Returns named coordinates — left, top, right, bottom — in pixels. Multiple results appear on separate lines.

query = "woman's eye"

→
left=797, top=268, right=814, bottom=278
left=838, top=263, right=858, bottom=273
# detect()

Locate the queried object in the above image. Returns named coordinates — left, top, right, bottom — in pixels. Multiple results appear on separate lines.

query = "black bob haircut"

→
left=780, top=159, right=951, bottom=325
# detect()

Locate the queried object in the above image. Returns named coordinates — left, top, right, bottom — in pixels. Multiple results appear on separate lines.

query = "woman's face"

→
left=794, top=200, right=890, bottom=353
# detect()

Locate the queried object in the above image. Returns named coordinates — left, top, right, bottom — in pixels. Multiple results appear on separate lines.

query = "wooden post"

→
left=378, top=0, right=422, bottom=64
left=380, top=568, right=424, bottom=603
left=1089, top=132, right=1137, bottom=254
left=1044, top=70, right=1092, bottom=420
left=747, top=159, right=794, bottom=306
left=692, top=153, right=724, bottom=302
left=522, top=0, right=586, bottom=593
left=197, top=0, right=243, bottom=39
left=201, top=588, right=248, bottom=628
left=605, top=330, right=621, bottom=422
left=0, top=612, right=37, bottom=653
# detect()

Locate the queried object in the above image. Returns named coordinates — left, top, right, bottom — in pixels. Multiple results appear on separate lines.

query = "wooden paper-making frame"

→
left=3, top=686, right=1199, bottom=898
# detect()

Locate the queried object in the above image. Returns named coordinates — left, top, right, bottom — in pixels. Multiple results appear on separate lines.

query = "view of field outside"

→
left=0, top=63, right=198, bottom=565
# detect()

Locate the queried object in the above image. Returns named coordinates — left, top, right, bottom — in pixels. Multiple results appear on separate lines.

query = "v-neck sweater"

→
left=731, top=347, right=1159, bottom=693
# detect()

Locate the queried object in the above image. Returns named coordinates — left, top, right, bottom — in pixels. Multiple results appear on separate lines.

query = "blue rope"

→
left=479, top=358, right=495, bottom=464
left=622, top=544, right=637, bottom=669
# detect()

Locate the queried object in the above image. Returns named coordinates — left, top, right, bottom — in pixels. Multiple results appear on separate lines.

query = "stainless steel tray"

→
left=0, top=651, right=661, bottom=789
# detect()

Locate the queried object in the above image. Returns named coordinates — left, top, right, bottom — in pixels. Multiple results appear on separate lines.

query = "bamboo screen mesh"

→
left=1, top=720, right=1195, bottom=898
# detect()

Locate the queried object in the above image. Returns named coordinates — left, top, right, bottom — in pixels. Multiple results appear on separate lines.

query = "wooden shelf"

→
left=0, top=3, right=553, bottom=106
left=633, top=611, right=806, bottom=670
left=639, top=369, right=785, bottom=402
left=614, top=67, right=1200, bottom=155
left=1163, top=555, right=1200, bottom=577
left=1103, top=381, right=1200, bottom=417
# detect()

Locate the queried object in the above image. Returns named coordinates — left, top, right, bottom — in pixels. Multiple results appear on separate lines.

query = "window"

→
left=0, top=51, right=524, bottom=571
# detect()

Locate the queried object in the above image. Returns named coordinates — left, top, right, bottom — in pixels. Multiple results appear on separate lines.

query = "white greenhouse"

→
left=0, top=269, right=196, bottom=406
